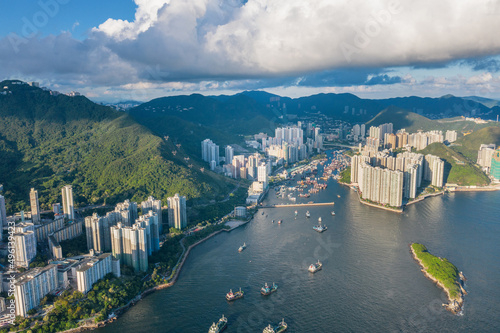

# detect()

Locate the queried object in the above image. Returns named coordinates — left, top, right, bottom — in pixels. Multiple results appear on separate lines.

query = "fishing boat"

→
left=278, top=220, right=282, bottom=224
left=294, top=210, right=298, bottom=217
left=263, top=319, right=287, bottom=333
left=308, top=260, right=323, bottom=273
left=331, top=211, right=335, bottom=216
left=238, top=243, right=246, bottom=252
left=305, top=211, right=311, bottom=218
left=261, top=282, right=278, bottom=296
left=226, top=288, right=244, bottom=301
left=313, top=221, right=327, bottom=233
left=318, top=217, right=322, bottom=222
left=208, top=315, right=228, bottom=333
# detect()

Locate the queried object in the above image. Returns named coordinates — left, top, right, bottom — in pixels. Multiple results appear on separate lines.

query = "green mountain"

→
left=0, top=80, right=230, bottom=214
left=129, top=93, right=283, bottom=156
left=418, top=142, right=490, bottom=186
left=451, top=126, right=500, bottom=162
left=367, top=107, right=500, bottom=134
left=366, top=106, right=436, bottom=131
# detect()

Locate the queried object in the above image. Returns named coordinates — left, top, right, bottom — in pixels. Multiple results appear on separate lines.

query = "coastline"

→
left=70, top=219, right=253, bottom=332
left=409, top=244, right=466, bottom=314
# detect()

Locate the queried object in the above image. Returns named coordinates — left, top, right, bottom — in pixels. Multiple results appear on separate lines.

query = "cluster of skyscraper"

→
left=352, top=122, right=457, bottom=152
left=262, top=124, right=322, bottom=164
left=351, top=151, right=444, bottom=207
left=85, top=194, right=186, bottom=272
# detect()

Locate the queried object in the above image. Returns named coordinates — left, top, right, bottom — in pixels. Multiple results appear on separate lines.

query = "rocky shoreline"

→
left=410, top=244, right=467, bottom=314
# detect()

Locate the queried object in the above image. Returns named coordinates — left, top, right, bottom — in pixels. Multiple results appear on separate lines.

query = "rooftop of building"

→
left=15, top=265, right=57, bottom=286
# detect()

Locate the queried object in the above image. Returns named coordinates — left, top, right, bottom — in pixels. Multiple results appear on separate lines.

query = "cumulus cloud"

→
left=1, top=0, right=500, bottom=96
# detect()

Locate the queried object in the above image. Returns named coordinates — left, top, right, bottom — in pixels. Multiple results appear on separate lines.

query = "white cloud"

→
left=2, top=0, right=500, bottom=99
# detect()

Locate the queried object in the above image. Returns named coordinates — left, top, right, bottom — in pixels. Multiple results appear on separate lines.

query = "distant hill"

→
left=129, top=93, right=283, bottom=155
left=418, top=143, right=490, bottom=186
left=366, top=106, right=436, bottom=131
left=0, top=80, right=230, bottom=213
left=366, top=107, right=500, bottom=134
left=451, top=126, right=500, bottom=162
left=462, top=96, right=500, bottom=109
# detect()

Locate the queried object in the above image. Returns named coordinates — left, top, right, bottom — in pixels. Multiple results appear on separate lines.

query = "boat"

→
left=261, top=282, right=278, bottom=296
left=308, top=260, right=323, bottom=273
left=262, top=211, right=265, bottom=215
left=305, top=211, right=311, bottom=218
left=318, top=217, right=322, bottom=222
left=208, top=315, right=228, bottom=333
left=331, top=211, right=335, bottom=216
left=337, top=195, right=341, bottom=198
left=226, top=287, right=244, bottom=301
left=263, top=319, right=288, bottom=333
left=313, top=221, right=327, bottom=233
left=272, top=219, right=275, bottom=223
left=294, top=210, right=298, bottom=217
left=238, top=243, right=246, bottom=252
left=278, top=220, right=282, bottom=224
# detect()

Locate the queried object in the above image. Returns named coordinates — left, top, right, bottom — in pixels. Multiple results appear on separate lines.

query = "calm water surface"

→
left=98, top=153, right=500, bottom=332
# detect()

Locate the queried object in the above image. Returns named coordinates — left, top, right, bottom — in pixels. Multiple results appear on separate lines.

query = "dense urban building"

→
left=111, top=222, right=148, bottom=272
left=167, top=193, right=187, bottom=230
left=351, top=150, right=444, bottom=207
left=34, top=216, right=65, bottom=242
left=14, top=265, right=58, bottom=317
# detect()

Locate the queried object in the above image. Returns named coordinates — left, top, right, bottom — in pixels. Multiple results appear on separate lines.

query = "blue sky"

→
left=1, top=0, right=500, bottom=102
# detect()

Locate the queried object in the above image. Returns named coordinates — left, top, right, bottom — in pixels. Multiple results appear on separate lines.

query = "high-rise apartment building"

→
left=111, top=222, right=148, bottom=272
left=14, top=223, right=37, bottom=268
left=61, top=185, right=74, bottom=220
left=445, top=130, right=458, bottom=143
left=477, top=144, right=496, bottom=173
left=225, top=145, right=234, bottom=165
left=167, top=194, right=187, bottom=230
left=76, top=253, right=113, bottom=294
left=201, top=139, right=220, bottom=165
left=15, top=265, right=58, bottom=317
left=29, top=188, right=40, bottom=224
left=141, top=196, right=162, bottom=233
left=135, top=211, right=160, bottom=255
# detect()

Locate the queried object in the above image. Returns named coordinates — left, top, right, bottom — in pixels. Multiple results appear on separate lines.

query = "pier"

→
left=260, top=202, right=335, bottom=208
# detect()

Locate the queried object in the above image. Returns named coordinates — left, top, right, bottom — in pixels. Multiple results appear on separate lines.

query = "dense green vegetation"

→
left=189, top=185, right=248, bottom=226
left=339, top=167, right=351, bottom=183
left=419, top=143, right=490, bottom=186
left=0, top=80, right=231, bottom=214
left=451, top=126, right=500, bottom=162
left=411, top=243, right=461, bottom=299
left=60, top=233, right=88, bottom=257
left=129, top=93, right=280, bottom=157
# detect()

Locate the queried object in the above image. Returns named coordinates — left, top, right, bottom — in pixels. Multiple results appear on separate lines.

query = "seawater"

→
left=97, top=154, right=500, bottom=332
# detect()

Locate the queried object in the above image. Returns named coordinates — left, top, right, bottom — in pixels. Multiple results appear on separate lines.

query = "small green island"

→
left=410, top=243, right=467, bottom=314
